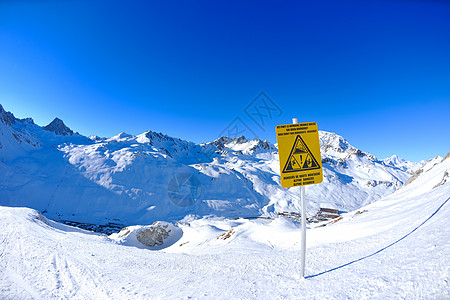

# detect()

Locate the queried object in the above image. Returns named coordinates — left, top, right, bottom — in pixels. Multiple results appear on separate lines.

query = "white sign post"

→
left=292, top=117, right=307, bottom=278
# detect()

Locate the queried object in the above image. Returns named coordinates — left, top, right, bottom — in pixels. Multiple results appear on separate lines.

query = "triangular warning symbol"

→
left=282, top=135, right=320, bottom=173
left=285, top=155, right=300, bottom=171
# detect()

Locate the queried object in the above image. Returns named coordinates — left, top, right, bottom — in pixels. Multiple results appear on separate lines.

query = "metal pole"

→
left=300, top=185, right=306, bottom=278
left=292, top=117, right=307, bottom=278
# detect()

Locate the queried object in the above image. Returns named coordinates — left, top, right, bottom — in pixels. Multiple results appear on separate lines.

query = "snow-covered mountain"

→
left=1, top=131, right=449, bottom=299
left=0, top=105, right=41, bottom=160
left=382, top=154, right=423, bottom=174
left=0, top=104, right=423, bottom=227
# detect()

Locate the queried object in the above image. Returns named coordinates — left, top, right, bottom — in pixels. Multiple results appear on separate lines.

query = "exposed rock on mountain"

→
left=0, top=104, right=16, bottom=126
left=44, top=117, right=74, bottom=136
left=0, top=105, right=40, bottom=160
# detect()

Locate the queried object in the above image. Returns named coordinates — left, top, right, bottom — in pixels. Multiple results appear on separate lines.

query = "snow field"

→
left=1, top=159, right=449, bottom=299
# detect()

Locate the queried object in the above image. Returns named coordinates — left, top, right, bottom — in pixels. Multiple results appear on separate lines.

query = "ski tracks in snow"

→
left=47, top=236, right=111, bottom=299
left=0, top=209, right=110, bottom=299
left=0, top=219, right=41, bottom=299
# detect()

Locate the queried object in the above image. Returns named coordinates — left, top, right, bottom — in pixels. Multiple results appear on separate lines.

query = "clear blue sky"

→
left=1, top=0, right=449, bottom=162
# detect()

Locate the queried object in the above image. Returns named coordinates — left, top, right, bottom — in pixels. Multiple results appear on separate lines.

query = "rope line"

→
left=306, top=196, right=450, bottom=279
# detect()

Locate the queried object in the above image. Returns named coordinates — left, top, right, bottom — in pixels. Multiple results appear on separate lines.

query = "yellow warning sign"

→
left=276, top=122, right=323, bottom=188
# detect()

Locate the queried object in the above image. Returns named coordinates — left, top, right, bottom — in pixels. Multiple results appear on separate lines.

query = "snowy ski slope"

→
left=0, top=152, right=449, bottom=299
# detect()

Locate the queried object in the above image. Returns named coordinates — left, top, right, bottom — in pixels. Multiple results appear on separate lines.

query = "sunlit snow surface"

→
left=1, top=155, right=449, bottom=299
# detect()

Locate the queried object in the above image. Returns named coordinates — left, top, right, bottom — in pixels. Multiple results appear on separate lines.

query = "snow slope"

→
left=0, top=104, right=419, bottom=228
left=0, top=152, right=448, bottom=299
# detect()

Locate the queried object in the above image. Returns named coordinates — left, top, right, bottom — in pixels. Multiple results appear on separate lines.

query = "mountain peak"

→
left=44, top=118, right=74, bottom=136
left=213, top=136, right=249, bottom=149
left=382, top=154, right=423, bottom=174
left=383, top=154, right=404, bottom=165
left=319, top=131, right=377, bottom=160
left=233, top=136, right=248, bottom=144
left=0, top=104, right=16, bottom=126
left=319, top=131, right=353, bottom=153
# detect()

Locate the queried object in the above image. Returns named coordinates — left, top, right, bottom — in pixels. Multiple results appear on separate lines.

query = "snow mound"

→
left=110, top=221, right=183, bottom=249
